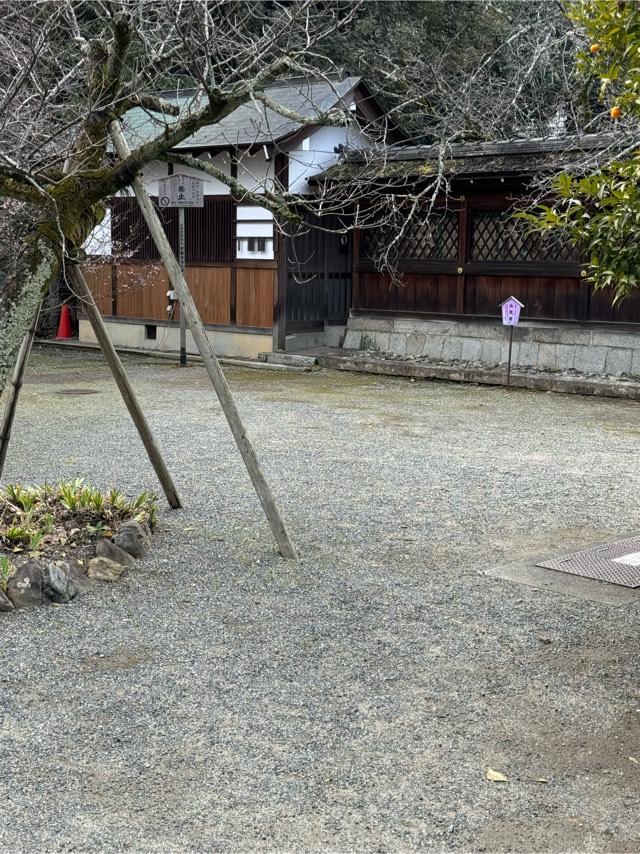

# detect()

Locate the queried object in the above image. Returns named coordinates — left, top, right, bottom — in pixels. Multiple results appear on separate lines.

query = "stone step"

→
left=262, top=352, right=319, bottom=368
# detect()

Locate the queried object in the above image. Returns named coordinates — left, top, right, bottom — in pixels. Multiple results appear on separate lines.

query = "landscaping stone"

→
left=0, top=588, right=14, bottom=612
left=96, top=538, right=136, bottom=567
left=87, top=556, right=128, bottom=582
left=6, top=560, right=43, bottom=609
left=42, top=562, right=78, bottom=604
left=113, top=521, right=150, bottom=558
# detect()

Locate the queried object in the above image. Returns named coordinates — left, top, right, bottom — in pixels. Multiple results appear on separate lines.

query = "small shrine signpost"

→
left=158, top=174, right=204, bottom=366
left=500, top=296, right=524, bottom=389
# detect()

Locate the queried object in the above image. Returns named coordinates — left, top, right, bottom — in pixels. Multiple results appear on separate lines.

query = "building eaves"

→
left=120, top=76, right=362, bottom=152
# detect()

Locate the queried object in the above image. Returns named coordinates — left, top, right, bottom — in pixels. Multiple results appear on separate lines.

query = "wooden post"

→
left=178, top=206, right=188, bottom=366
left=68, top=265, right=182, bottom=509
left=0, top=306, right=40, bottom=480
left=456, top=197, right=469, bottom=315
left=273, top=227, right=288, bottom=352
left=506, top=325, right=514, bottom=389
left=109, top=120, right=298, bottom=560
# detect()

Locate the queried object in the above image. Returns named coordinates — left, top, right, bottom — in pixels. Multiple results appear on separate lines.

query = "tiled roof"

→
left=121, top=76, right=361, bottom=151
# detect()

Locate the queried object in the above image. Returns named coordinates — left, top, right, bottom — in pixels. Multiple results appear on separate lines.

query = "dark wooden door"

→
left=285, top=213, right=352, bottom=328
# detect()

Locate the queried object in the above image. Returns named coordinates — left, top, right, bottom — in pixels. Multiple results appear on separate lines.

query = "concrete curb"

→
left=316, top=353, right=640, bottom=400
left=34, top=339, right=312, bottom=373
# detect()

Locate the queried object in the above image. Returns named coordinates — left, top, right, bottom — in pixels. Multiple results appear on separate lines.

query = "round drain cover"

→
left=55, top=388, right=100, bottom=396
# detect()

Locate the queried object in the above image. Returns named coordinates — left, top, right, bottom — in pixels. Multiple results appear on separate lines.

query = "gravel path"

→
left=1, top=346, right=639, bottom=852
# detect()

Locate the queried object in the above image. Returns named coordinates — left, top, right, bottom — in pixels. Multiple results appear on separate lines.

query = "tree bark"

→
left=0, top=237, right=59, bottom=401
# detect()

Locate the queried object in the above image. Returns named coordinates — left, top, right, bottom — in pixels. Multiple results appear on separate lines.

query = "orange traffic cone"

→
left=55, top=304, right=73, bottom=339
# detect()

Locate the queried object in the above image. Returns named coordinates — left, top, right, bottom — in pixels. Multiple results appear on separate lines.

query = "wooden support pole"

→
left=109, top=120, right=298, bottom=560
left=0, top=306, right=40, bottom=480
left=68, top=265, right=182, bottom=509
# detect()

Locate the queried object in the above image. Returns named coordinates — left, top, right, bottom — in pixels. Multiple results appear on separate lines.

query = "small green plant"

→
left=28, top=530, right=44, bottom=552
left=108, top=488, right=126, bottom=510
left=0, top=480, right=158, bottom=559
left=2, top=484, right=38, bottom=512
left=0, top=555, right=13, bottom=590
left=3, top=525, right=31, bottom=546
left=86, top=520, right=109, bottom=537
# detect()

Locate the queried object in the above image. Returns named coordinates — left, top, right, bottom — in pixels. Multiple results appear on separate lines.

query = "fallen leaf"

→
left=486, top=767, right=508, bottom=782
left=629, top=757, right=638, bottom=765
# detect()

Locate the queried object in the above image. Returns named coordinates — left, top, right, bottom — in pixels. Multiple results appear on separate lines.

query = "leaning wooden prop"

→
left=0, top=142, right=298, bottom=561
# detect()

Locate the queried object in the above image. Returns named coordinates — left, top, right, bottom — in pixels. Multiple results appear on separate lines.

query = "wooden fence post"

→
left=109, top=120, right=298, bottom=560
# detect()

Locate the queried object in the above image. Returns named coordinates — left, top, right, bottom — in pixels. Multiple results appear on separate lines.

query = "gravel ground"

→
left=1, top=345, right=639, bottom=853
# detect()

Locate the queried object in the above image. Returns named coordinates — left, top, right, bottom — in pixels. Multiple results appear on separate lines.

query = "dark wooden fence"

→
left=355, top=192, right=640, bottom=325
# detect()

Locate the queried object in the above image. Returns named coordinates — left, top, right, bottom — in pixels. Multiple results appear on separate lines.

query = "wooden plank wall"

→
left=82, top=264, right=112, bottom=315
left=83, top=261, right=274, bottom=330
left=355, top=187, right=640, bottom=325
left=355, top=269, right=640, bottom=325
left=116, top=263, right=169, bottom=319
left=185, top=266, right=231, bottom=326
left=236, top=268, right=274, bottom=328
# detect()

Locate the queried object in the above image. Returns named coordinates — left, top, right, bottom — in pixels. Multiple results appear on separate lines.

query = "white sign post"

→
left=158, top=174, right=204, bottom=365
left=499, top=296, right=524, bottom=389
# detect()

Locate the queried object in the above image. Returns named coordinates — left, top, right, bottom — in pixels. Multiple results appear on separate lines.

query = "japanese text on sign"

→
left=500, top=296, right=524, bottom=326
left=158, top=174, right=204, bottom=208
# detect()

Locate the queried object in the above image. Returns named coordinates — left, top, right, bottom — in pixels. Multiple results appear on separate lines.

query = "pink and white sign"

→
left=500, top=296, right=524, bottom=326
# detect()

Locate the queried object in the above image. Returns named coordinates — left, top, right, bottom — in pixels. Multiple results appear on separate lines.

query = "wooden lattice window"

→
left=471, top=209, right=580, bottom=263
left=361, top=210, right=459, bottom=262
left=111, top=196, right=233, bottom=262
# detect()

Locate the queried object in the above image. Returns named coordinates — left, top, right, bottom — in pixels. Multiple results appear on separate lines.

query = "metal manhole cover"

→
left=536, top=535, right=640, bottom=588
left=55, top=388, right=100, bottom=396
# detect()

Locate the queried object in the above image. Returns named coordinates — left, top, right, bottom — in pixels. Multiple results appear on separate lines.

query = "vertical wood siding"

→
left=185, top=266, right=231, bottom=326
left=236, top=268, right=275, bottom=328
left=83, top=261, right=273, bottom=330
left=82, top=264, right=113, bottom=315
left=111, top=197, right=233, bottom=262
left=356, top=191, right=640, bottom=325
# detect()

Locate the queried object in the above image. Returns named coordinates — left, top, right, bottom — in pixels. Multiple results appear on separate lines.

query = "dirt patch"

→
left=82, top=649, right=151, bottom=672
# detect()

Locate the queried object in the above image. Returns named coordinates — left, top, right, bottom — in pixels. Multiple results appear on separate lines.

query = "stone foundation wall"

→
left=343, top=315, right=640, bottom=377
left=79, top=318, right=272, bottom=360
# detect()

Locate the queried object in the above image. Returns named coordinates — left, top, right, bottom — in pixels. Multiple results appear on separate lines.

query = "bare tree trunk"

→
left=0, top=240, right=59, bottom=400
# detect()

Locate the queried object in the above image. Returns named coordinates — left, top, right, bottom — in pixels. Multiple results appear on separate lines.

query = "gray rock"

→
left=113, top=521, right=150, bottom=559
left=0, top=588, right=14, bottom=612
left=96, top=538, right=136, bottom=567
left=42, top=562, right=78, bottom=604
left=6, top=560, right=44, bottom=609
left=87, top=557, right=128, bottom=582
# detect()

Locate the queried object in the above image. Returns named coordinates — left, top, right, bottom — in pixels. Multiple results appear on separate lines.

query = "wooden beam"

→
left=68, top=265, right=182, bottom=509
left=109, top=119, right=298, bottom=560
left=0, top=306, right=40, bottom=480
